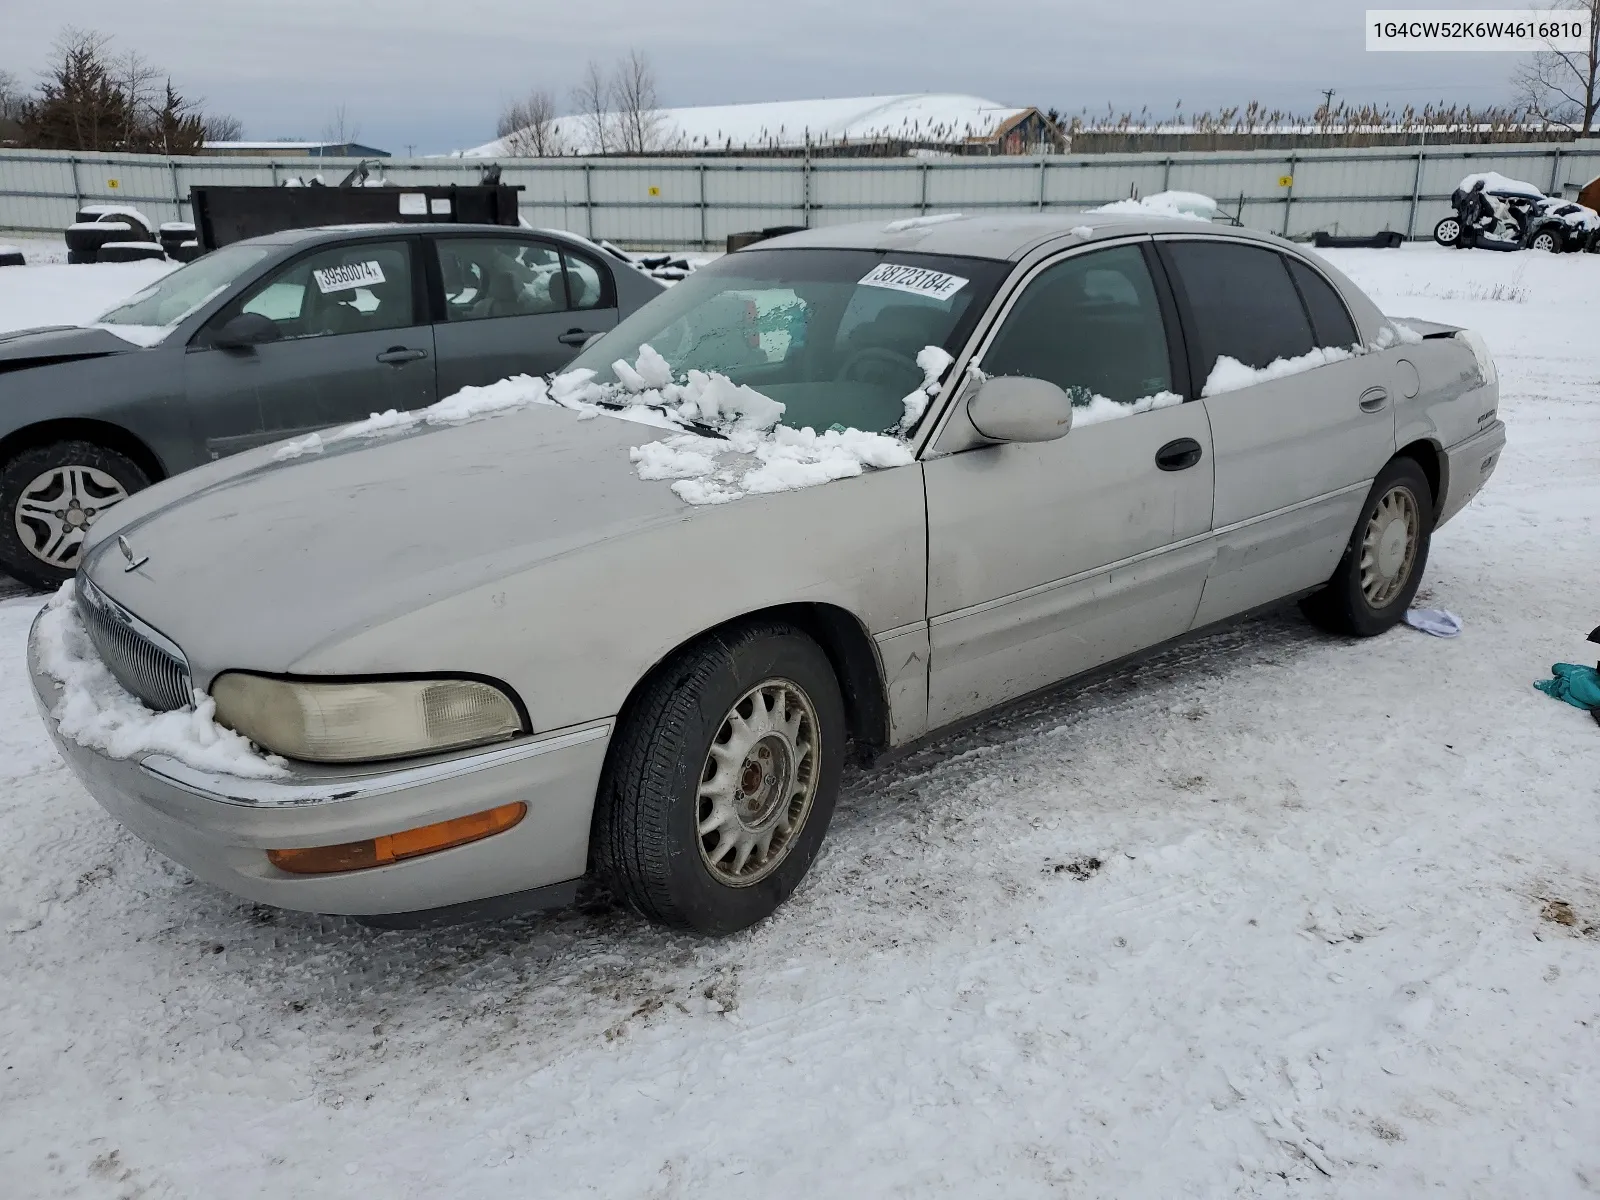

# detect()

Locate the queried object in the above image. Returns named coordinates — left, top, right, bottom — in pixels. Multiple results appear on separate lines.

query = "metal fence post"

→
left=920, top=162, right=929, bottom=215
left=170, top=161, right=184, bottom=222
left=584, top=162, right=594, bottom=239
left=698, top=162, right=708, bottom=250
left=802, top=151, right=811, bottom=228
left=1280, top=153, right=1296, bottom=237
left=69, top=156, right=83, bottom=211
left=1038, top=157, right=1047, bottom=211
left=1406, top=148, right=1424, bottom=240
left=1549, top=146, right=1564, bottom=194
left=1162, top=156, right=1173, bottom=191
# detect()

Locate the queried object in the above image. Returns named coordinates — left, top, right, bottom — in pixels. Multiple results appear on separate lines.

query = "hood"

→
left=0, top=324, right=145, bottom=367
left=80, top=403, right=693, bottom=675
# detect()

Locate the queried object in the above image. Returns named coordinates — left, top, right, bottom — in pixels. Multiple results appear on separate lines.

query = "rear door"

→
left=183, top=237, right=435, bottom=458
left=923, top=241, right=1215, bottom=727
left=1157, top=238, right=1397, bottom=625
left=428, top=235, right=620, bottom=394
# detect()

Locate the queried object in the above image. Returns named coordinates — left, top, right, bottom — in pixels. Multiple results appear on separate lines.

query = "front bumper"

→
left=29, top=610, right=611, bottom=918
left=1437, top=418, right=1507, bottom=528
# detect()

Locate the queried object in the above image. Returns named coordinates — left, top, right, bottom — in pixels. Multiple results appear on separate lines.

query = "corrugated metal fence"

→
left=3, top=141, right=1598, bottom=250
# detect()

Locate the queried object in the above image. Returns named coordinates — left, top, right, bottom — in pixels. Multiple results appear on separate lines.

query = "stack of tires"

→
left=64, top=206, right=165, bottom=264
left=159, top=222, right=201, bottom=262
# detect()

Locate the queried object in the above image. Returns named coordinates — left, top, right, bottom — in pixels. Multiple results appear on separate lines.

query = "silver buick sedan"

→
left=29, top=213, right=1506, bottom=934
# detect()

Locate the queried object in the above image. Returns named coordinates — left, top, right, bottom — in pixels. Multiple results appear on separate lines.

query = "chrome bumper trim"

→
left=139, top=721, right=613, bottom=809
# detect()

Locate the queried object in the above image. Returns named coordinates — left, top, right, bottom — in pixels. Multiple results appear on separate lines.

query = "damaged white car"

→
left=29, top=213, right=1506, bottom=934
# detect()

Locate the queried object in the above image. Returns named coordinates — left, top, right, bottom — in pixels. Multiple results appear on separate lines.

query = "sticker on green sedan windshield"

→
left=312, top=260, right=386, bottom=294
left=858, top=262, right=968, bottom=302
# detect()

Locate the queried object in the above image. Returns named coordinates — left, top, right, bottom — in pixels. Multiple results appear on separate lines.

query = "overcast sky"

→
left=6, top=0, right=1536, bottom=154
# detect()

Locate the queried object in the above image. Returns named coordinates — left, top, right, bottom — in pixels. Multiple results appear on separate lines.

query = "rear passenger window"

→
left=1287, top=258, right=1358, bottom=348
left=982, top=244, right=1175, bottom=414
left=1163, top=241, right=1314, bottom=382
left=562, top=250, right=612, bottom=311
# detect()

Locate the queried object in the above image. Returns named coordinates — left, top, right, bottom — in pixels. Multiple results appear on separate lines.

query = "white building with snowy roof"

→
left=463, top=94, right=1061, bottom=158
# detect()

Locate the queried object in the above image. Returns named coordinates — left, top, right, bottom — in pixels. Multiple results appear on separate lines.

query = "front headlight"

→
left=211, top=674, right=525, bottom=763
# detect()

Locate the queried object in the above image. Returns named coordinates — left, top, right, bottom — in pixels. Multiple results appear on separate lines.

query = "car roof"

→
left=756, top=211, right=1295, bottom=262
left=244, top=223, right=576, bottom=249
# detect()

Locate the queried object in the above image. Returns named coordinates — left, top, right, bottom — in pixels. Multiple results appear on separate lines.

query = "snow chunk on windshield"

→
left=634, top=426, right=914, bottom=506
left=33, top=585, right=288, bottom=778
left=899, top=345, right=955, bottom=432
left=1202, top=345, right=1357, bottom=397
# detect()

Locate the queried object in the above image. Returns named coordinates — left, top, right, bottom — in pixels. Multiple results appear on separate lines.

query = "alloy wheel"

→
left=1359, top=485, right=1420, bottom=608
left=12, top=465, right=130, bottom=569
left=696, top=678, right=820, bottom=886
left=1436, top=219, right=1461, bottom=244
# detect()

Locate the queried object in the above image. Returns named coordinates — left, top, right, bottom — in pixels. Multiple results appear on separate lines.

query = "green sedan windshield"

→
left=566, top=247, right=1006, bottom=433
left=98, top=243, right=272, bottom=329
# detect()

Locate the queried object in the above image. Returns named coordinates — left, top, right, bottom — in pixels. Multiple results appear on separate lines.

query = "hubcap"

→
left=1535, top=233, right=1556, bottom=251
left=1359, top=485, right=1419, bottom=608
left=697, top=679, right=820, bottom=886
left=13, top=465, right=130, bottom=569
left=1438, top=219, right=1460, bottom=242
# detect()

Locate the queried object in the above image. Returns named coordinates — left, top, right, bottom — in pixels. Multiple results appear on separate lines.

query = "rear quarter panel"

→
left=1393, top=336, right=1499, bottom=520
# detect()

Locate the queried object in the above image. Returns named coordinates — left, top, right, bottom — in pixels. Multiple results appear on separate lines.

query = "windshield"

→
left=566, top=247, right=1006, bottom=434
left=97, top=243, right=272, bottom=328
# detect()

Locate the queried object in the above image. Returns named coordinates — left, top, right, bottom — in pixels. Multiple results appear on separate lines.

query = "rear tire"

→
left=1529, top=230, right=1562, bottom=254
left=590, top=621, right=846, bottom=935
left=1301, top=457, right=1433, bottom=638
left=0, top=441, right=150, bottom=591
left=1433, top=217, right=1462, bottom=247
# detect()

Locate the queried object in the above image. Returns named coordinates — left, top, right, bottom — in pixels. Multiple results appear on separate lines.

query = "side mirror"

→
left=966, top=375, right=1074, bottom=443
left=212, top=312, right=281, bottom=350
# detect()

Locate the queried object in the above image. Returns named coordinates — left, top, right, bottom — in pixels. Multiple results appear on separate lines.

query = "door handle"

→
left=1359, top=386, right=1390, bottom=413
left=1155, top=437, right=1203, bottom=472
left=557, top=328, right=595, bottom=347
left=376, top=347, right=428, bottom=365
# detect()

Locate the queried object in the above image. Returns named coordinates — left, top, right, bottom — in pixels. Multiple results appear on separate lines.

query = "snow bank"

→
left=32, top=585, right=287, bottom=778
left=1459, top=171, right=1544, bottom=199
left=1091, top=191, right=1216, bottom=222
left=1202, top=345, right=1357, bottom=397
left=1074, top=390, right=1184, bottom=426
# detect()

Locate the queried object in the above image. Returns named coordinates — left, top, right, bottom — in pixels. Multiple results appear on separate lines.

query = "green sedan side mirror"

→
left=212, top=312, right=282, bottom=350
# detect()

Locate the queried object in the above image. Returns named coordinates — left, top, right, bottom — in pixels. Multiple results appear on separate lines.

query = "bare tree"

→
left=0, top=69, right=22, bottom=118
left=321, top=103, right=360, bottom=146
left=202, top=112, right=243, bottom=142
left=571, top=60, right=612, bottom=154
left=497, top=88, right=562, bottom=156
left=610, top=48, right=668, bottom=153
left=1512, top=0, right=1600, bottom=133
left=112, top=47, right=160, bottom=147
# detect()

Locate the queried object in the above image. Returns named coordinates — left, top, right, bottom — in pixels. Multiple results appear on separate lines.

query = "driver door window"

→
left=229, top=241, right=417, bottom=340
left=981, top=244, right=1176, bottom=416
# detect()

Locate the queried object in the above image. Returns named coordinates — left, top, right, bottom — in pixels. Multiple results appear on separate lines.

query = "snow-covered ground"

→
left=0, top=242, right=174, bottom=333
left=1, top=243, right=1598, bottom=1198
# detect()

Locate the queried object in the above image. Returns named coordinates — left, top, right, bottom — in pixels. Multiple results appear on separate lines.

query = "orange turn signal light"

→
left=266, top=802, right=527, bottom=875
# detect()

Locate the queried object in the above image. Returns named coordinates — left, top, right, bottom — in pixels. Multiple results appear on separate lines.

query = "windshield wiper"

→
left=590, top=395, right=729, bottom=441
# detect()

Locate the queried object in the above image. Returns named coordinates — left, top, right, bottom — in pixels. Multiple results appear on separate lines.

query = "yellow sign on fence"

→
left=1278, top=175, right=1294, bottom=188
left=647, top=186, right=661, bottom=197
left=106, top=179, right=120, bottom=189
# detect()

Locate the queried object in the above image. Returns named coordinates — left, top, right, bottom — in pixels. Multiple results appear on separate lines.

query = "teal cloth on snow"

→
left=1534, top=663, right=1600, bottom=710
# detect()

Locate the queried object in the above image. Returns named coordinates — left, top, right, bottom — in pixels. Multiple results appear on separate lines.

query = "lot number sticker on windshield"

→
left=312, top=261, right=386, bottom=294
left=858, top=262, right=968, bottom=302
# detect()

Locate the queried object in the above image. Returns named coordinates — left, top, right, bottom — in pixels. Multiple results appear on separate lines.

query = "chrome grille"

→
left=75, top=575, right=193, bottom=712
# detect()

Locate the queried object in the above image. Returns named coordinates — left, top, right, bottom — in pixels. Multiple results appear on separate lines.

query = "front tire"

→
left=1301, top=457, right=1433, bottom=638
left=1529, top=229, right=1561, bottom=254
left=590, top=621, right=846, bottom=935
left=1433, top=217, right=1462, bottom=247
left=0, top=441, right=150, bottom=591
